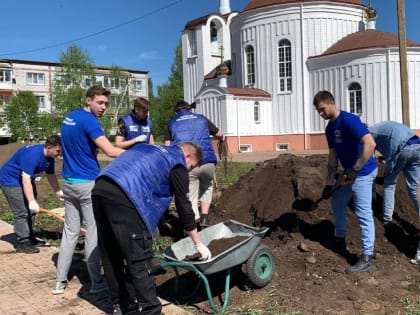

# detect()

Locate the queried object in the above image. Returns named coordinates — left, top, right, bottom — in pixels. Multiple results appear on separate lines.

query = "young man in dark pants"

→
left=92, top=142, right=211, bottom=315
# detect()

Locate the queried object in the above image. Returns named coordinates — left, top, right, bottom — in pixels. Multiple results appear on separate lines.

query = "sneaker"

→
left=410, top=251, right=420, bottom=265
left=52, top=281, right=68, bottom=294
left=89, top=279, right=108, bottom=294
left=200, top=214, right=210, bottom=227
left=31, top=236, right=50, bottom=247
left=112, top=304, right=123, bottom=315
left=16, top=241, right=40, bottom=254
left=346, top=255, right=376, bottom=273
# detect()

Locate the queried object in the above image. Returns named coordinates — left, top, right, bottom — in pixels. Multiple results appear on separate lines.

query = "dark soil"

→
left=184, top=236, right=248, bottom=261
left=2, top=143, right=420, bottom=314
left=156, top=154, right=420, bottom=314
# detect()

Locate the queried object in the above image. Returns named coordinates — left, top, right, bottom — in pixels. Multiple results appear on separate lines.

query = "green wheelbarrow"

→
left=153, top=219, right=275, bottom=313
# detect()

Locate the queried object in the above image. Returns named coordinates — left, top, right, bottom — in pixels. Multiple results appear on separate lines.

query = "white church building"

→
left=181, top=0, right=420, bottom=153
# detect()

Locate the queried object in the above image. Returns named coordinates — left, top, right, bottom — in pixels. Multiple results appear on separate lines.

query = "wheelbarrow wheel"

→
left=245, top=244, right=275, bottom=288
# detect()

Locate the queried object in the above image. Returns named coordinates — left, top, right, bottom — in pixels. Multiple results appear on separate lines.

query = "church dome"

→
left=244, top=0, right=363, bottom=12
left=318, top=29, right=420, bottom=57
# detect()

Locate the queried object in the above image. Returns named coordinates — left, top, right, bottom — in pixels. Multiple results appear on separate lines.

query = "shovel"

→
left=309, top=184, right=342, bottom=211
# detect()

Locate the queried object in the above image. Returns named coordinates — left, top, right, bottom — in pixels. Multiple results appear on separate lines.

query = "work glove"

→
left=56, top=190, right=64, bottom=201
left=28, top=200, right=40, bottom=214
left=343, top=167, right=358, bottom=181
left=195, top=242, right=212, bottom=261
left=322, top=185, right=334, bottom=200
left=135, top=134, right=147, bottom=143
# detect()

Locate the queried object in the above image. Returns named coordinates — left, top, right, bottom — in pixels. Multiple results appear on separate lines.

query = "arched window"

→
left=348, top=82, right=362, bottom=115
left=245, top=45, right=255, bottom=86
left=210, top=22, right=218, bottom=42
left=278, top=39, right=292, bottom=92
left=210, top=20, right=222, bottom=56
left=253, top=101, right=260, bottom=123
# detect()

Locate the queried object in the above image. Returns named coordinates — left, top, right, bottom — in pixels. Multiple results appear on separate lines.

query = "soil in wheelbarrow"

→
left=184, top=236, right=248, bottom=261
left=155, top=153, right=420, bottom=314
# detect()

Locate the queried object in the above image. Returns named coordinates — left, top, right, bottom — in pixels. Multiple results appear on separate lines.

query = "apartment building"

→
left=0, top=58, right=148, bottom=140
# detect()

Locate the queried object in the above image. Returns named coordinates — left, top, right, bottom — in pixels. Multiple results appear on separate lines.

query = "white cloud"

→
left=96, top=45, right=107, bottom=52
left=136, top=50, right=162, bottom=60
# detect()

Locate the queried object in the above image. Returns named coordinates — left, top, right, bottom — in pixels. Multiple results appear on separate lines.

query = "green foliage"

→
left=402, top=296, right=420, bottom=315
left=215, top=162, right=255, bottom=189
left=4, top=91, right=40, bottom=142
left=152, top=236, right=171, bottom=252
left=0, top=210, right=14, bottom=224
left=59, top=45, right=94, bottom=87
left=50, top=45, right=95, bottom=126
left=150, top=40, right=184, bottom=142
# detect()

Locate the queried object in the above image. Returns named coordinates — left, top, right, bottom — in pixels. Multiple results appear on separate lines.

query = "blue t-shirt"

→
left=61, top=108, right=104, bottom=180
left=0, top=144, right=55, bottom=187
left=326, top=111, right=377, bottom=176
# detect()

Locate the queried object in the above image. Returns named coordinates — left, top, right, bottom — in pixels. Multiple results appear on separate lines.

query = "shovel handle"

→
left=39, top=208, right=86, bottom=234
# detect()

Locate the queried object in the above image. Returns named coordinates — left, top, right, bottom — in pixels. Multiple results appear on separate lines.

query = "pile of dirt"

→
left=0, top=143, right=26, bottom=166
left=201, top=154, right=420, bottom=314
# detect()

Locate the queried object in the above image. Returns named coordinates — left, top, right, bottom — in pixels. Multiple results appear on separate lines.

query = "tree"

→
left=4, top=91, right=39, bottom=142
left=50, top=45, right=95, bottom=131
left=151, top=40, right=184, bottom=141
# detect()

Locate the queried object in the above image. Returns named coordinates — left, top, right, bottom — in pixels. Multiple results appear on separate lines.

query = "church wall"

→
left=229, top=3, right=364, bottom=138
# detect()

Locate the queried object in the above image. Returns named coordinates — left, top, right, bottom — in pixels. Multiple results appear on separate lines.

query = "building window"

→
left=188, top=30, right=197, bottom=57
left=104, top=76, right=120, bottom=89
left=239, top=144, right=252, bottom=152
left=245, top=45, right=255, bottom=86
left=210, top=20, right=222, bottom=56
left=132, top=80, right=143, bottom=91
left=253, top=101, right=260, bottom=123
left=278, top=39, right=292, bottom=92
left=36, top=95, right=46, bottom=109
left=27, top=72, right=45, bottom=86
left=108, top=95, right=119, bottom=108
left=0, top=95, right=10, bottom=105
left=85, top=76, right=93, bottom=87
left=0, top=69, right=12, bottom=82
left=95, top=75, right=104, bottom=86
left=349, top=82, right=362, bottom=115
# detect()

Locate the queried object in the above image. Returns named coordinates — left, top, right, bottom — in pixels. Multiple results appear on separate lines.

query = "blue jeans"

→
left=332, top=167, right=378, bottom=256
left=383, top=143, right=420, bottom=222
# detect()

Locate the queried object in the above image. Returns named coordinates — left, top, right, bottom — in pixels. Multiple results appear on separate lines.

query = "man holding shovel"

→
left=313, top=90, right=377, bottom=273
left=0, top=134, right=62, bottom=254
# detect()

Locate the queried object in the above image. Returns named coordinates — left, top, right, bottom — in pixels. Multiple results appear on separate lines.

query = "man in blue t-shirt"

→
left=313, top=90, right=378, bottom=273
left=52, top=86, right=124, bottom=295
left=115, top=97, right=154, bottom=148
left=369, top=121, right=420, bottom=264
left=0, top=135, right=62, bottom=254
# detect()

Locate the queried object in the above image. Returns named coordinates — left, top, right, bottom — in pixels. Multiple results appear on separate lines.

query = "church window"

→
left=348, top=82, right=362, bottom=115
left=253, top=101, right=260, bottom=123
left=188, top=30, right=197, bottom=57
left=278, top=39, right=292, bottom=92
left=245, top=45, right=255, bottom=86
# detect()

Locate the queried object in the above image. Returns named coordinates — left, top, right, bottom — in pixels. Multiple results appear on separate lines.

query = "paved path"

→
left=0, top=220, right=191, bottom=315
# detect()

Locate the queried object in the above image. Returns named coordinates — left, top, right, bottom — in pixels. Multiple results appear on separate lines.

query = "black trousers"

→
left=92, top=193, right=162, bottom=314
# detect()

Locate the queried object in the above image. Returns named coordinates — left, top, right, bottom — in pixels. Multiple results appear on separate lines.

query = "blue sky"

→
left=1, top=0, right=419, bottom=90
